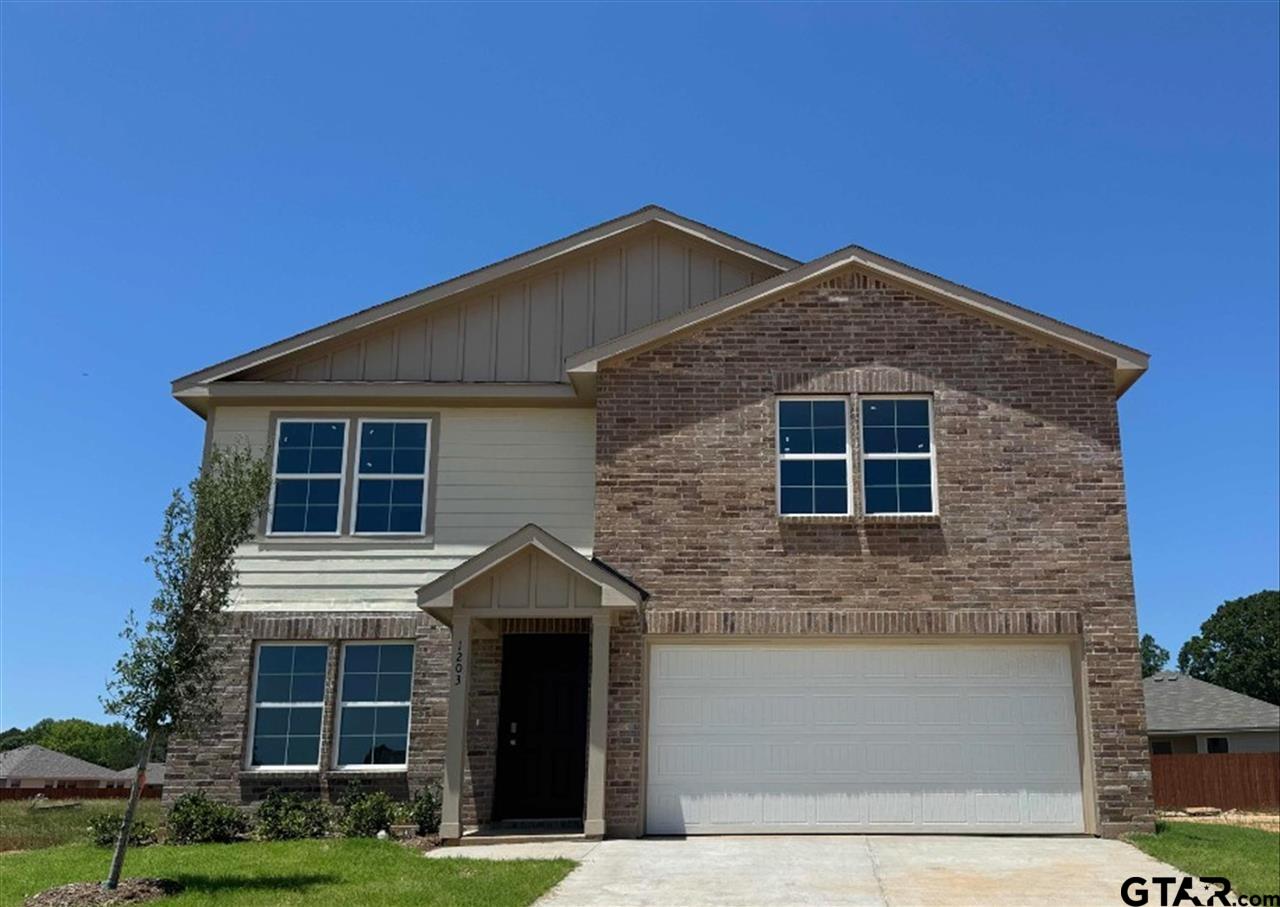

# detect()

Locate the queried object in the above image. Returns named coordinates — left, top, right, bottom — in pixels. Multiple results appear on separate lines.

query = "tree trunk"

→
left=104, top=730, right=155, bottom=890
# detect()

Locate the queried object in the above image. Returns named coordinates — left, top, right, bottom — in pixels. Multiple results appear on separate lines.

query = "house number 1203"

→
left=454, top=642, right=464, bottom=686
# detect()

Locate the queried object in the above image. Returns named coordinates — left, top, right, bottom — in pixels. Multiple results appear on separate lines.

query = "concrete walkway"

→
left=427, top=835, right=1211, bottom=906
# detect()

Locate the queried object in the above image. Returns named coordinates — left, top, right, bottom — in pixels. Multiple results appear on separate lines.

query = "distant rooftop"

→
left=1144, top=672, right=1280, bottom=734
left=113, top=762, right=165, bottom=786
left=0, top=744, right=122, bottom=782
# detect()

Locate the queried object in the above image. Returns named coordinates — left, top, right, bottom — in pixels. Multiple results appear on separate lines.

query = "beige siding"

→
left=247, top=225, right=774, bottom=384
left=209, top=404, right=595, bottom=611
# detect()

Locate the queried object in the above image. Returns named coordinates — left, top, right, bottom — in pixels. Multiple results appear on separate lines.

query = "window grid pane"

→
left=271, top=421, right=346, bottom=534
left=778, top=399, right=850, bottom=516
left=251, top=645, right=327, bottom=768
left=354, top=421, right=428, bottom=534
left=860, top=399, right=936, bottom=515
left=337, top=644, right=414, bottom=767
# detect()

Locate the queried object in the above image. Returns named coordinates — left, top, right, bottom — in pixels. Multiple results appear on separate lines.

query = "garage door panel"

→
left=645, top=643, right=1085, bottom=835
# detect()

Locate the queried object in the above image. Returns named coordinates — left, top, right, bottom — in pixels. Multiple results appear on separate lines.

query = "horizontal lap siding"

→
left=209, top=406, right=595, bottom=610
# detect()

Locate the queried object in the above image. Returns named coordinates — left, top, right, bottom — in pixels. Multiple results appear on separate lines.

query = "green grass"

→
left=1129, top=820, right=1280, bottom=898
left=0, top=800, right=166, bottom=852
left=0, top=839, right=574, bottom=907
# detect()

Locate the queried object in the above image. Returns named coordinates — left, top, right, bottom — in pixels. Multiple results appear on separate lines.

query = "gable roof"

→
left=565, top=241, right=1150, bottom=396
left=171, top=205, right=798, bottom=395
left=416, top=522, right=646, bottom=619
left=0, top=745, right=122, bottom=782
left=1144, top=672, right=1280, bottom=734
left=171, top=206, right=1149, bottom=404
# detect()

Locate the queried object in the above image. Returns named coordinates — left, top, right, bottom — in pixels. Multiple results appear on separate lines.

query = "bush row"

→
left=88, top=783, right=441, bottom=847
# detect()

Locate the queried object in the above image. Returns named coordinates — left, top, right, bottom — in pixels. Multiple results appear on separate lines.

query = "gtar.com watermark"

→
left=1121, top=876, right=1280, bottom=907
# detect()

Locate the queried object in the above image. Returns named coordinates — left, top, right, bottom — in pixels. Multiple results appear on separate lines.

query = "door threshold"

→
left=455, top=820, right=588, bottom=846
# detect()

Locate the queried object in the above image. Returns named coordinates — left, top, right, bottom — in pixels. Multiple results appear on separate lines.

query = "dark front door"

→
left=494, top=633, right=590, bottom=821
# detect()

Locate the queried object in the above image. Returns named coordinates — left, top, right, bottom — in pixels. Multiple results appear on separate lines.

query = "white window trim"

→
left=266, top=418, right=350, bottom=537
left=858, top=394, right=939, bottom=517
left=349, top=418, right=431, bottom=537
left=331, top=641, right=414, bottom=771
left=775, top=396, right=853, bottom=518
left=244, top=642, right=328, bottom=772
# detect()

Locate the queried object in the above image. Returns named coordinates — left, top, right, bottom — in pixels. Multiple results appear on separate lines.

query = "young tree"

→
left=1177, top=590, right=1280, bottom=705
left=101, top=446, right=270, bottom=890
left=1140, top=634, right=1170, bottom=678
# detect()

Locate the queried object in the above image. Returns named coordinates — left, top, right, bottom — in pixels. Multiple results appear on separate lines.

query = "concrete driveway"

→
left=428, top=835, right=1207, bottom=906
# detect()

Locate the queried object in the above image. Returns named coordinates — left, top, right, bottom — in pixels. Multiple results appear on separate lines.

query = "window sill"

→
left=239, top=768, right=320, bottom=778
left=327, top=767, right=408, bottom=776
left=778, top=514, right=858, bottom=524
left=255, top=535, right=435, bottom=550
left=862, top=513, right=941, bottom=526
left=777, top=514, right=942, bottom=526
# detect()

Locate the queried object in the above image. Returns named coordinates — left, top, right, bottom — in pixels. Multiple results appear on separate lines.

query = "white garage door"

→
left=646, top=643, right=1085, bottom=834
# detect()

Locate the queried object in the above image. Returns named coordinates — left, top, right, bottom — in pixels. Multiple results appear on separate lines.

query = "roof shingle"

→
left=1144, top=672, right=1280, bottom=734
left=0, top=744, right=123, bottom=782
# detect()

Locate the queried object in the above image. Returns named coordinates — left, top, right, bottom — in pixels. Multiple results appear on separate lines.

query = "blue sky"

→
left=2, top=4, right=1276, bottom=729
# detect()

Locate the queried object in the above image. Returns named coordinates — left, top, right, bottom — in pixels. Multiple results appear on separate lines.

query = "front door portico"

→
left=416, top=523, right=646, bottom=841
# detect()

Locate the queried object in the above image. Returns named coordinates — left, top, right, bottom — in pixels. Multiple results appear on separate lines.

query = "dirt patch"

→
left=399, top=833, right=439, bottom=854
left=1159, top=810, right=1280, bottom=833
left=24, top=879, right=181, bottom=907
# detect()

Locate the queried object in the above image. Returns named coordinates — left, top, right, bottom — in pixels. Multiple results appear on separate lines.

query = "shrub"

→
left=407, top=783, right=442, bottom=836
left=255, top=790, right=333, bottom=840
left=87, top=812, right=157, bottom=848
left=167, top=792, right=250, bottom=844
left=339, top=789, right=398, bottom=838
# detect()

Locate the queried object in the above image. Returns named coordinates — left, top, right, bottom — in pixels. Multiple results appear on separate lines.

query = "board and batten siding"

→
left=209, top=405, right=595, bottom=611
left=240, top=226, right=771, bottom=384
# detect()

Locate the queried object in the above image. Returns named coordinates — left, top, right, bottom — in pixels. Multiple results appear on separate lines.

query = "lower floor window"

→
left=334, top=643, right=414, bottom=767
left=249, top=644, right=328, bottom=768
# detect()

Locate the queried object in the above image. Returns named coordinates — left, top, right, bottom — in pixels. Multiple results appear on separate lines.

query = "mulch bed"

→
left=24, top=879, right=181, bottom=907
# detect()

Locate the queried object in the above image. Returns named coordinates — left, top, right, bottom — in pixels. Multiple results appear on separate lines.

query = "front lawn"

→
left=1129, top=820, right=1280, bottom=898
left=0, top=801, right=166, bottom=852
left=1, top=839, right=574, bottom=907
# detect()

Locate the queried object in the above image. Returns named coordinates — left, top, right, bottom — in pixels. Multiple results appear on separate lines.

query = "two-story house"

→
left=165, top=206, right=1153, bottom=840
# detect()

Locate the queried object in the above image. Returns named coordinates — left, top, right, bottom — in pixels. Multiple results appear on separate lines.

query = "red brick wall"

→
left=594, top=271, right=1153, bottom=837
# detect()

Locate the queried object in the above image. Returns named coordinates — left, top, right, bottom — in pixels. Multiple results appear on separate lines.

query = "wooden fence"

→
left=0, top=786, right=161, bottom=802
left=1151, top=753, right=1280, bottom=810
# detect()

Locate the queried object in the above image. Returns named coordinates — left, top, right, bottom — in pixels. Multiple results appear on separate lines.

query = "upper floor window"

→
left=352, top=420, right=429, bottom=535
left=777, top=398, right=851, bottom=516
left=269, top=421, right=348, bottom=535
left=334, top=643, right=414, bottom=768
left=248, top=644, right=328, bottom=768
left=861, top=397, right=936, bottom=515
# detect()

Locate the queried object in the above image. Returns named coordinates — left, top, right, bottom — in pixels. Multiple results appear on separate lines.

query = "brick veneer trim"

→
left=644, top=609, right=1081, bottom=636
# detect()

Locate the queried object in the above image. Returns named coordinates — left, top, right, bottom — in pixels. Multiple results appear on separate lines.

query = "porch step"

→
left=453, top=823, right=590, bottom=846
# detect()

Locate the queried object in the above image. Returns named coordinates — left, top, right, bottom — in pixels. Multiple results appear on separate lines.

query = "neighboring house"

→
left=164, top=205, right=1153, bottom=840
left=1145, top=673, right=1280, bottom=754
left=0, top=745, right=129, bottom=790
left=113, top=762, right=166, bottom=792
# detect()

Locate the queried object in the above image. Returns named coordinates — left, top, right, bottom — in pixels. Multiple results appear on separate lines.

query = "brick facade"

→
left=171, top=269, right=1151, bottom=839
left=594, top=271, right=1153, bottom=838
left=164, top=612, right=448, bottom=805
